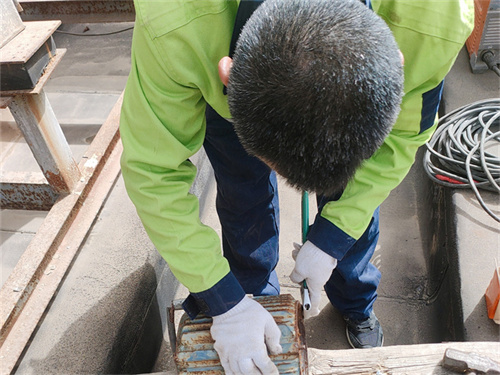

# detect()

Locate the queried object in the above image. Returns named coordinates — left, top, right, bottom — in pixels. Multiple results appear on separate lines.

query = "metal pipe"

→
left=8, top=90, right=81, bottom=194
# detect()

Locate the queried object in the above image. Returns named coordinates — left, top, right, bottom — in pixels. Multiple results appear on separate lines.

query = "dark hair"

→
left=228, top=0, right=404, bottom=196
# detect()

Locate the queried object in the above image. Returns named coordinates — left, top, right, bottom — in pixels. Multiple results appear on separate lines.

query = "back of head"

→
left=228, top=0, right=404, bottom=196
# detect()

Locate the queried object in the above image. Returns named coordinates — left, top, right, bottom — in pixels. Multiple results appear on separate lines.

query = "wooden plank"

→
left=0, top=20, right=61, bottom=64
left=308, top=341, right=500, bottom=375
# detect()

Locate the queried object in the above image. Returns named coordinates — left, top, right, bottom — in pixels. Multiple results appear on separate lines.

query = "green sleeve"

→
left=321, top=0, right=474, bottom=239
left=119, top=1, right=237, bottom=292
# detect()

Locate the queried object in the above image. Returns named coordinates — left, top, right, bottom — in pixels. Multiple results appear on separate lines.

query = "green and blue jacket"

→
left=120, top=0, right=473, bottom=318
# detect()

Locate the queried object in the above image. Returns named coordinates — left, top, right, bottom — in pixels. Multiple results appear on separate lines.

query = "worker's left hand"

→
left=210, top=295, right=282, bottom=375
left=290, top=241, right=338, bottom=318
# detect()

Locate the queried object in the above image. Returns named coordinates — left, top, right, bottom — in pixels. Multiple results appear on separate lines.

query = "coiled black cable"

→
left=423, top=98, right=500, bottom=222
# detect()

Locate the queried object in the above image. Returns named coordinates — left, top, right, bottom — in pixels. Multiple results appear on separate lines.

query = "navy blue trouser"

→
left=204, top=105, right=280, bottom=295
left=325, top=209, right=381, bottom=320
left=204, top=105, right=380, bottom=318
left=317, top=196, right=381, bottom=320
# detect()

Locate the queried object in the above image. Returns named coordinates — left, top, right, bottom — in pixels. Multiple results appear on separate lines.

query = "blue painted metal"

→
left=175, top=294, right=308, bottom=374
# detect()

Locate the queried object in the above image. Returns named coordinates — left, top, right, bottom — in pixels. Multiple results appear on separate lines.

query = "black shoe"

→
left=344, top=311, right=384, bottom=348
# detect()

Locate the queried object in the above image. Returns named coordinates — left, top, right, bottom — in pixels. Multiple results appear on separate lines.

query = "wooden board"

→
left=308, top=341, right=500, bottom=375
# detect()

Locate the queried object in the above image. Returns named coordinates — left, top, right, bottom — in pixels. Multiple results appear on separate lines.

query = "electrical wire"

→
left=54, top=26, right=134, bottom=37
left=482, top=51, right=500, bottom=77
left=423, top=98, right=500, bottom=222
left=490, top=65, right=500, bottom=77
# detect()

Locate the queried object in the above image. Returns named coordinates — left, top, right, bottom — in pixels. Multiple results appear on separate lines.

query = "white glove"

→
left=289, top=240, right=338, bottom=318
left=210, top=296, right=282, bottom=375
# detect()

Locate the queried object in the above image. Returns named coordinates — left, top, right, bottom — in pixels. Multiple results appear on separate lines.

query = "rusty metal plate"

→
left=19, top=0, right=135, bottom=23
left=0, top=171, right=59, bottom=210
left=0, top=20, right=61, bottom=64
left=175, top=294, right=308, bottom=374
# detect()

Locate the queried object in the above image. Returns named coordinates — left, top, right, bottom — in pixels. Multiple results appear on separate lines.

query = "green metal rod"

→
left=301, top=191, right=311, bottom=310
left=301, top=190, right=309, bottom=242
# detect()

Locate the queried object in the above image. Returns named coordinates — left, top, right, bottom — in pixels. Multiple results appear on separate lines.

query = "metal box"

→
left=466, top=0, right=500, bottom=73
left=175, top=294, right=308, bottom=374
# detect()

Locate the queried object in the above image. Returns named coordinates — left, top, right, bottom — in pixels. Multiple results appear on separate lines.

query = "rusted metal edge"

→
left=19, top=0, right=135, bottom=23
left=295, top=297, right=308, bottom=375
left=166, top=305, right=178, bottom=355
left=0, top=94, right=123, bottom=360
left=0, top=20, right=61, bottom=64
left=166, top=298, right=186, bottom=355
left=0, top=49, right=66, bottom=97
left=0, top=171, right=58, bottom=210
left=0, top=97, right=13, bottom=108
left=75, top=95, right=122, bottom=195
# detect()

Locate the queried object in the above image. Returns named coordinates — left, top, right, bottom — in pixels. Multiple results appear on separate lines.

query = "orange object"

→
left=466, top=0, right=490, bottom=57
left=465, top=0, right=500, bottom=73
left=485, top=266, right=500, bottom=324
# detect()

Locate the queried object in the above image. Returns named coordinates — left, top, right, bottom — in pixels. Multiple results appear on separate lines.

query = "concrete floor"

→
left=1, top=23, right=499, bottom=374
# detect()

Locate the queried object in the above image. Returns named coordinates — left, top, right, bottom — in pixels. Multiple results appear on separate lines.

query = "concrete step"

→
left=436, top=48, right=500, bottom=343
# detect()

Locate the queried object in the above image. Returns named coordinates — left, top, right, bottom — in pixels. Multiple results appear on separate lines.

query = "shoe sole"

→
left=345, top=325, right=384, bottom=349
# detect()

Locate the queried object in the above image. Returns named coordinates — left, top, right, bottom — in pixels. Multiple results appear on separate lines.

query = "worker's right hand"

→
left=290, top=241, right=338, bottom=318
left=210, top=295, right=282, bottom=375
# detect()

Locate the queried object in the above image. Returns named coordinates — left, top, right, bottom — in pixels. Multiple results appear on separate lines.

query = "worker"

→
left=119, top=0, right=473, bottom=373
